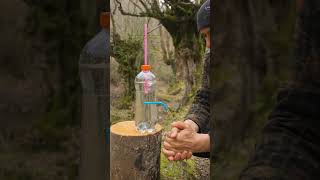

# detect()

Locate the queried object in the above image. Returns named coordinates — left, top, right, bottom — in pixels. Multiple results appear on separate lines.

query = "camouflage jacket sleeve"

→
left=185, top=51, right=211, bottom=158
left=185, top=51, right=211, bottom=134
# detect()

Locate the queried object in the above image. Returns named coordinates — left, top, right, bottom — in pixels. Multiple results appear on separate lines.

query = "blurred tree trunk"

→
left=211, top=0, right=296, bottom=179
left=175, top=35, right=201, bottom=104
left=161, top=19, right=201, bottom=104
left=159, top=26, right=176, bottom=76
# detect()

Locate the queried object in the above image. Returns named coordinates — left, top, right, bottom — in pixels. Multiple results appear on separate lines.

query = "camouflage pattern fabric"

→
left=185, top=49, right=211, bottom=158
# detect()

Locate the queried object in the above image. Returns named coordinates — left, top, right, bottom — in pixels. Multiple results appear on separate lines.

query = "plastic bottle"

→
left=78, top=12, right=109, bottom=180
left=135, top=64, right=157, bottom=133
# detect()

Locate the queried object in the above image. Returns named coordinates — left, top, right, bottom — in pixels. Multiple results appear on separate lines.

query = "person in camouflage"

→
left=240, top=0, right=320, bottom=179
left=162, top=0, right=211, bottom=161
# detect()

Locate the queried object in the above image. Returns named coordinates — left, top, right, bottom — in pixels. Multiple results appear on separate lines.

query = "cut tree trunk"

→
left=110, top=121, right=162, bottom=180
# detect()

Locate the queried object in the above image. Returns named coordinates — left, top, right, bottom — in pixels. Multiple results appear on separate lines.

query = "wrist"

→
left=184, top=119, right=199, bottom=132
left=193, top=133, right=210, bottom=153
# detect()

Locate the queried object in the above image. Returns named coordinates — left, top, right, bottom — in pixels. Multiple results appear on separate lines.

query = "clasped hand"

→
left=162, top=121, right=200, bottom=161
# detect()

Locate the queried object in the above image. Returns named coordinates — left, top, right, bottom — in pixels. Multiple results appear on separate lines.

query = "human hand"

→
left=168, top=119, right=199, bottom=139
left=163, top=121, right=210, bottom=159
left=162, top=148, right=192, bottom=161
left=162, top=121, right=197, bottom=161
left=164, top=121, right=200, bottom=152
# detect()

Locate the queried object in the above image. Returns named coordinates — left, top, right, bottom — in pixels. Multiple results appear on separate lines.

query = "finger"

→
left=180, top=151, right=187, bottom=160
left=165, top=136, right=177, bottom=144
left=187, top=151, right=193, bottom=159
left=169, top=127, right=179, bottom=138
left=165, top=136, right=181, bottom=147
left=171, top=121, right=188, bottom=130
left=163, top=141, right=177, bottom=151
left=165, top=137, right=182, bottom=151
left=163, top=141, right=171, bottom=150
left=162, top=147, right=175, bottom=157
left=168, top=156, right=174, bottom=161
left=174, top=152, right=182, bottom=161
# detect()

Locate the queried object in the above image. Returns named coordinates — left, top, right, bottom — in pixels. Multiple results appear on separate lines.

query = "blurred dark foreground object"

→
left=78, top=12, right=110, bottom=180
left=240, top=0, right=320, bottom=179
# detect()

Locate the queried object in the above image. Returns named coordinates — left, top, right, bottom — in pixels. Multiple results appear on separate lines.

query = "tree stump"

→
left=110, top=121, right=162, bottom=180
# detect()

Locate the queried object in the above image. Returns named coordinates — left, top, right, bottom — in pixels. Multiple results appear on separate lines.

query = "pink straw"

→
left=143, top=24, right=149, bottom=93
left=144, top=24, right=148, bottom=65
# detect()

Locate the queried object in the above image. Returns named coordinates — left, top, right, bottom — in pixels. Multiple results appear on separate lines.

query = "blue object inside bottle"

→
left=135, top=101, right=168, bottom=133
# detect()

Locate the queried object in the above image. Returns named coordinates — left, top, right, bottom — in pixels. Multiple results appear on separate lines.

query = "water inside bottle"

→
left=135, top=71, right=157, bottom=133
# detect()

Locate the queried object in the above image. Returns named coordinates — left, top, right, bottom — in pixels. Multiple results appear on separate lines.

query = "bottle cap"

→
left=100, top=12, right=110, bottom=29
left=141, top=65, right=151, bottom=71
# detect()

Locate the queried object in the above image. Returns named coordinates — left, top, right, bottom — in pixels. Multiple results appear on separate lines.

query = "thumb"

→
left=171, top=121, right=188, bottom=130
left=169, top=127, right=179, bottom=138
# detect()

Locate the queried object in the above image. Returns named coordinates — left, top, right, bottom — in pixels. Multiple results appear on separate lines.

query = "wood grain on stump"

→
left=110, top=121, right=162, bottom=180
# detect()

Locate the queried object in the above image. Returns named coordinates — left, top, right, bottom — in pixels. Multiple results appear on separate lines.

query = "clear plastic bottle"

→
left=135, top=64, right=157, bottom=133
left=78, top=12, right=109, bottom=180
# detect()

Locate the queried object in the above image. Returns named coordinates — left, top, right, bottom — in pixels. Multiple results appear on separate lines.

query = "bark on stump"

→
left=110, top=121, right=162, bottom=180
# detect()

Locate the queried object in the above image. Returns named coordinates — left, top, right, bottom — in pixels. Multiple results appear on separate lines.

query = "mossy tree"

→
left=114, top=0, right=206, bottom=104
left=110, top=33, right=143, bottom=105
left=22, top=0, right=97, bottom=142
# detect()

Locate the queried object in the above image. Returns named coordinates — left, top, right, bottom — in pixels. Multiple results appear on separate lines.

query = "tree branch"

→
left=138, top=0, right=150, bottom=12
left=115, top=0, right=148, bottom=17
left=131, top=0, right=144, bottom=13
left=115, top=0, right=198, bottom=25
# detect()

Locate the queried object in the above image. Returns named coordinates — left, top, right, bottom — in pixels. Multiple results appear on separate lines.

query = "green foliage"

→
left=160, top=154, right=196, bottom=180
left=213, top=144, right=253, bottom=180
left=167, top=81, right=184, bottom=95
left=11, top=3, right=95, bottom=179
left=116, top=0, right=207, bottom=104
left=110, top=108, right=134, bottom=125
left=22, top=0, right=93, bottom=129
left=111, top=34, right=143, bottom=101
left=110, top=113, right=121, bottom=124
left=159, top=106, right=199, bottom=179
left=118, top=95, right=133, bottom=109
